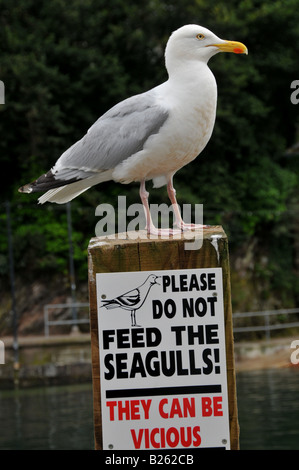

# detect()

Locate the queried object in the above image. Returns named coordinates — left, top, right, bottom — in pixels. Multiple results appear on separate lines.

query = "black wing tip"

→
left=18, top=170, right=80, bottom=195
left=18, top=183, right=33, bottom=194
left=101, top=299, right=114, bottom=305
left=18, top=171, right=55, bottom=194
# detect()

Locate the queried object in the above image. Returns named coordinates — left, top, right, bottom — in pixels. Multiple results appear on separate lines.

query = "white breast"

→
left=112, top=63, right=217, bottom=185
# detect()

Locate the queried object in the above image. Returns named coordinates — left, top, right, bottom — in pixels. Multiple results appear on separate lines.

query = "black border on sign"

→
left=106, top=384, right=222, bottom=399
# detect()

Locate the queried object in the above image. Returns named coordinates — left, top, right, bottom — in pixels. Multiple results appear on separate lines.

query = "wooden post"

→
left=88, top=226, right=239, bottom=450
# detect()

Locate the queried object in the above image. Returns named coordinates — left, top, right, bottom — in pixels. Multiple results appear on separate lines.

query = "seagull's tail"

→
left=101, top=299, right=119, bottom=309
left=37, top=176, right=101, bottom=204
left=37, top=182, right=92, bottom=204
left=18, top=170, right=113, bottom=204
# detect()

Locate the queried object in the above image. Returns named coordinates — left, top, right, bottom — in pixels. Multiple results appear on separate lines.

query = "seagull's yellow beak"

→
left=209, top=40, right=248, bottom=55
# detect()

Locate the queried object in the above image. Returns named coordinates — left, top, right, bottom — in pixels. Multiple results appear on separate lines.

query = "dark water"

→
left=236, top=368, right=299, bottom=450
left=0, top=368, right=298, bottom=450
left=0, top=383, right=94, bottom=450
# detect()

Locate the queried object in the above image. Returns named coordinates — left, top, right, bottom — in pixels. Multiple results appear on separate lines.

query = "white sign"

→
left=96, top=268, right=230, bottom=450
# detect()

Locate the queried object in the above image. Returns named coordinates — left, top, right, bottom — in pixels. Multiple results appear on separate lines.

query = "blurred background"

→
left=0, top=0, right=298, bottom=450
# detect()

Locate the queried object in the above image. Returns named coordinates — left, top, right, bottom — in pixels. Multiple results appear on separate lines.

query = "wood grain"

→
left=88, top=226, right=239, bottom=450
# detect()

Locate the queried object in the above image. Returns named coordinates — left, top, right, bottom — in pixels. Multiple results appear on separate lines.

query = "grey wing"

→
left=52, top=91, right=169, bottom=181
left=117, top=288, right=141, bottom=307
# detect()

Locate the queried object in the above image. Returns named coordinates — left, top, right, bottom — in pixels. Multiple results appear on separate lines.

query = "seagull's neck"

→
left=168, top=59, right=215, bottom=87
left=161, top=60, right=217, bottom=105
left=139, top=280, right=153, bottom=294
left=138, top=281, right=154, bottom=306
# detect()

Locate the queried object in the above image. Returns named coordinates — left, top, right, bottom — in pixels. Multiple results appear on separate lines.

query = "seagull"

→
left=101, top=274, right=160, bottom=327
left=19, top=25, right=247, bottom=235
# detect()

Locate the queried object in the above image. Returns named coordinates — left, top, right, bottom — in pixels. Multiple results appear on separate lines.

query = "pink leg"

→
left=139, top=180, right=155, bottom=234
left=167, top=178, right=209, bottom=230
left=139, top=180, right=181, bottom=236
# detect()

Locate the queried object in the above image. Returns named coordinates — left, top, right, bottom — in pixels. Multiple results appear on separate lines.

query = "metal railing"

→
left=44, top=302, right=90, bottom=336
left=233, top=308, right=299, bottom=340
left=43, top=302, right=299, bottom=340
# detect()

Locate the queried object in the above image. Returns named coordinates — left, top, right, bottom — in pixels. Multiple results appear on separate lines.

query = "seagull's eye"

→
left=196, top=33, right=205, bottom=40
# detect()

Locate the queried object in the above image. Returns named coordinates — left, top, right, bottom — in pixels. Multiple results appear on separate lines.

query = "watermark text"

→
left=0, top=80, right=4, bottom=104
left=95, top=196, right=204, bottom=250
left=290, top=340, right=299, bottom=365
left=0, top=340, right=4, bottom=364
left=290, top=80, right=299, bottom=105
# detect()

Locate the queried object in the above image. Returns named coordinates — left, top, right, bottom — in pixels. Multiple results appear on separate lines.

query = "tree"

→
left=0, top=0, right=298, bottom=307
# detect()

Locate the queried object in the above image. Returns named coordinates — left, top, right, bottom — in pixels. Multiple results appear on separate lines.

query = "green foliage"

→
left=0, top=0, right=298, bottom=305
left=0, top=199, right=89, bottom=283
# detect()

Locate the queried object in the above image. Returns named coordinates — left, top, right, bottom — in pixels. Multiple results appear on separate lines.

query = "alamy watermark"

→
left=290, top=80, right=299, bottom=105
left=290, top=340, right=299, bottom=365
left=95, top=196, right=205, bottom=250
left=0, top=340, right=4, bottom=365
left=0, top=80, right=4, bottom=105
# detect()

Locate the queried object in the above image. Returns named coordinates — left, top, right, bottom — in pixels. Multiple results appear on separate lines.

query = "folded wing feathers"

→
left=37, top=170, right=113, bottom=204
left=19, top=91, right=169, bottom=204
left=101, top=289, right=141, bottom=310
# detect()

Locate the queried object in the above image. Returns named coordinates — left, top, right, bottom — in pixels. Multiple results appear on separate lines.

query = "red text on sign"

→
left=106, top=399, right=152, bottom=421
left=201, top=396, right=223, bottom=417
left=159, top=397, right=195, bottom=418
left=130, top=426, right=201, bottom=449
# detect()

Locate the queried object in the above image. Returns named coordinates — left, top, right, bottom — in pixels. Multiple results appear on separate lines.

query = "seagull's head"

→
left=148, top=274, right=160, bottom=286
left=165, top=24, right=248, bottom=71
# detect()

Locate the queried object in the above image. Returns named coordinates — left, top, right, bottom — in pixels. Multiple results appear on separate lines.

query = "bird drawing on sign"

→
left=19, top=25, right=247, bottom=234
left=101, top=274, right=160, bottom=327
